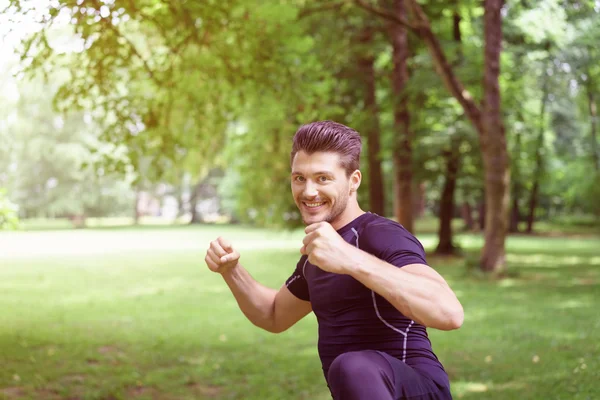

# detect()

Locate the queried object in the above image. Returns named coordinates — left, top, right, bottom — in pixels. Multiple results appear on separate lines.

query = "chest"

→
left=304, top=261, right=372, bottom=317
left=303, top=227, right=373, bottom=315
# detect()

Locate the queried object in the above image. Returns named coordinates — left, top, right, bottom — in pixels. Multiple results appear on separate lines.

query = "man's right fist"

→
left=205, top=237, right=240, bottom=273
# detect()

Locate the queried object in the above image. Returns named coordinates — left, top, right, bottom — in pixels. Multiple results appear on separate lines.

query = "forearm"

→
left=347, top=250, right=463, bottom=330
left=221, top=264, right=278, bottom=332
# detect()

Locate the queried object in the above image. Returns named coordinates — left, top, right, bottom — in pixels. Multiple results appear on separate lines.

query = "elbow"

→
left=447, top=311, right=464, bottom=330
left=247, top=317, right=282, bottom=334
left=261, top=321, right=288, bottom=334
left=264, top=325, right=283, bottom=334
left=444, top=306, right=464, bottom=331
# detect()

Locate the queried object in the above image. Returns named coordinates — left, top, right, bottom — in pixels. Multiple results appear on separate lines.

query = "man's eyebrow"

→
left=314, top=171, right=335, bottom=176
left=291, top=171, right=335, bottom=176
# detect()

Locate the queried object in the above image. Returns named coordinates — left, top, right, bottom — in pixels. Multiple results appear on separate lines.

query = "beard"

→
left=321, top=195, right=348, bottom=225
left=299, top=187, right=350, bottom=226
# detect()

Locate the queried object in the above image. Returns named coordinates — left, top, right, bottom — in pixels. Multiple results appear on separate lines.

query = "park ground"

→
left=0, top=219, right=599, bottom=399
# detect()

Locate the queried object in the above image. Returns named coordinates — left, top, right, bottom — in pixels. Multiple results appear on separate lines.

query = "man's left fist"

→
left=301, top=222, right=355, bottom=274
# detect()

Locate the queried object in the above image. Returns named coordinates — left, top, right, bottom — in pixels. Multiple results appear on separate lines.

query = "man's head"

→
left=290, top=120, right=362, bottom=177
left=290, top=121, right=363, bottom=228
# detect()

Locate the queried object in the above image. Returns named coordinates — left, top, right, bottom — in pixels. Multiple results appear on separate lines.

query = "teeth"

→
left=305, top=202, right=324, bottom=208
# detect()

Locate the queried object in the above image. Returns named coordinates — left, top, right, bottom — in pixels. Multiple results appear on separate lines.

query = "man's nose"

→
left=303, top=181, right=318, bottom=198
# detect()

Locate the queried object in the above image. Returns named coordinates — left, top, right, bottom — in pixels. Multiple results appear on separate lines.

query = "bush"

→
left=0, top=189, right=20, bottom=230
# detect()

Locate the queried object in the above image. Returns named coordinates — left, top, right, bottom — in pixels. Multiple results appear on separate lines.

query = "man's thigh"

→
left=374, top=351, right=452, bottom=400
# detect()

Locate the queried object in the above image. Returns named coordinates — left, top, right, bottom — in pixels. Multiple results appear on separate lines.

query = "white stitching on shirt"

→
left=351, top=228, right=360, bottom=247
left=403, top=321, right=414, bottom=362
left=371, top=291, right=407, bottom=338
left=302, top=258, right=308, bottom=278
left=351, top=226, right=414, bottom=363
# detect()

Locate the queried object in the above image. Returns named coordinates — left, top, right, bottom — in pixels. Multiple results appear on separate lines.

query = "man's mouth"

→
left=303, top=201, right=326, bottom=209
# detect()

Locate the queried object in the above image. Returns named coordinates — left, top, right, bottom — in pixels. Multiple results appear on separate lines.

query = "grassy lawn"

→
left=1, top=224, right=599, bottom=399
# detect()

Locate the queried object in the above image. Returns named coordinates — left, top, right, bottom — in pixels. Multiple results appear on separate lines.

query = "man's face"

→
left=291, top=151, right=353, bottom=226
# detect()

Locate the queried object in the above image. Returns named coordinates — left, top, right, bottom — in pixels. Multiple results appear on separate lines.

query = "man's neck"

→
left=330, top=203, right=365, bottom=231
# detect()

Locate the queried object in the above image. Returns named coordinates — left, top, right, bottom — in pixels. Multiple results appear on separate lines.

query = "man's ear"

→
left=350, top=170, right=362, bottom=192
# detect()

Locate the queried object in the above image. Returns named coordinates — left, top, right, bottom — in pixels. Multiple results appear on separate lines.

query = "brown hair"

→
left=290, top=121, right=362, bottom=176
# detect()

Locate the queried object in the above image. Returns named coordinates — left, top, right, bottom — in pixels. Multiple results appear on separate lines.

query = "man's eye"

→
left=295, top=176, right=305, bottom=182
left=318, top=176, right=329, bottom=182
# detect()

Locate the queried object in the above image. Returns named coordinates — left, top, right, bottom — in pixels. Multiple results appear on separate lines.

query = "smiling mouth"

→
left=303, top=201, right=326, bottom=209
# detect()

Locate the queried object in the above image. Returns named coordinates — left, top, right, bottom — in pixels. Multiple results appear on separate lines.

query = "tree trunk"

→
left=134, top=189, right=141, bottom=225
left=175, top=172, right=187, bottom=219
left=413, top=182, right=426, bottom=217
left=177, top=189, right=186, bottom=218
left=452, top=2, right=463, bottom=65
left=526, top=182, right=539, bottom=233
left=71, top=215, right=86, bottom=229
left=461, top=202, right=474, bottom=231
left=189, top=180, right=203, bottom=224
left=436, top=2, right=463, bottom=249
left=509, top=131, right=521, bottom=233
left=358, top=27, right=386, bottom=215
left=509, top=192, right=520, bottom=233
left=389, top=0, right=413, bottom=232
left=478, top=201, right=486, bottom=231
left=526, top=71, right=549, bottom=234
left=479, top=0, right=510, bottom=273
left=436, top=139, right=461, bottom=254
left=587, top=83, right=600, bottom=172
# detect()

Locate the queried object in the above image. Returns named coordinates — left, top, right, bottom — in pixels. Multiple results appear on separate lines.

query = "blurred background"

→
left=0, top=0, right=599, bottom=399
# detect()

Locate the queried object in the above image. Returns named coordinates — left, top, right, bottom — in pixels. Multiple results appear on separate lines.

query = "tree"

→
left=388, top=0, right=415, bottom=233
left=356, top=0, right=510, bottom=273
left=357, top=25, right=386, bottom=216
left=0, top=65, right=136, bottom=222
left=5, top=0, right=323, bottom=185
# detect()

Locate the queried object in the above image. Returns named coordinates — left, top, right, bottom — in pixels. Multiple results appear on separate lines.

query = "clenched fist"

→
left=300, top=222, right=356, bottom=274
left=205, top=237, right=240, bottom=274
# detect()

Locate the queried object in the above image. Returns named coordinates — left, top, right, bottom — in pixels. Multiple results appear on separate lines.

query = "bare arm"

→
left=206, top=237, right=312, bottom=333
left=221, top=265, right=312, bottom=333
left=348, top=250, right=463, bottom=330
left=302, top=222, right=463, bottom=331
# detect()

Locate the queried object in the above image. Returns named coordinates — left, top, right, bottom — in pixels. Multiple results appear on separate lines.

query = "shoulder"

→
left=357, top=214, right=425, bottom=257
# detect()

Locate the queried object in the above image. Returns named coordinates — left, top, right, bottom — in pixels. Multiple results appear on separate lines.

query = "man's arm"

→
left=206, top=237, right=312, bottom=333
left=302, top=222, right=463, bottom=331
left=221, top=265, right=312, bottom=333
left=348, top=252, right=463, bottom=331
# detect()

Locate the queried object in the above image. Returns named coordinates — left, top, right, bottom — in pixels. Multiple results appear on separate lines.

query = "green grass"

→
left=1, top=226, right=599, bottom=399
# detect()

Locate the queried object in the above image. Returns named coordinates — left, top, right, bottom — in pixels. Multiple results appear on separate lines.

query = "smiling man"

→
left=205, top=121, right=463, bottom=400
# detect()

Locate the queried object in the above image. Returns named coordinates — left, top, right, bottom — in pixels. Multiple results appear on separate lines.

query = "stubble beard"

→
left=300, top=192, right=349, bottom=226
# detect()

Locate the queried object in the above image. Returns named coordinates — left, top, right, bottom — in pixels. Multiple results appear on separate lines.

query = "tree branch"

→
left=354, top=0, right=415, bottom=31
left=105, top=21, right=162, bottom=87
left=404, top=0, right=483, bottom=133
left=355, top=0, right=483, bottom=132
left=298, top=1, right=346, bottom=19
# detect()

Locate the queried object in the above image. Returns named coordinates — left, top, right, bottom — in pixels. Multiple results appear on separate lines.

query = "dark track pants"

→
left=326, top=350, right=453, bottom=400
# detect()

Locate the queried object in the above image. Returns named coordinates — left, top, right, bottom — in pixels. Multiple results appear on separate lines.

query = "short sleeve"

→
left=360, top=222, right=427, bottom=268
left=285, top=256, right=310, bottom=301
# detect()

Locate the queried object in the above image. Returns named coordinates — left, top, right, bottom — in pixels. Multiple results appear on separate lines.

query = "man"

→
left=205, top=121, right=463, bottom=400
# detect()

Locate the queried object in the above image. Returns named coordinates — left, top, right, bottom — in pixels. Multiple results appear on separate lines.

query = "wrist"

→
left=220, top=262, right=240, bottom=278
left=344, top=246, right=369, bottom=276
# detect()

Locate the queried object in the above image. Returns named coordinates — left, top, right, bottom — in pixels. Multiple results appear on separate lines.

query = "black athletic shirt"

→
left=285, top=212, right=450, bottom=388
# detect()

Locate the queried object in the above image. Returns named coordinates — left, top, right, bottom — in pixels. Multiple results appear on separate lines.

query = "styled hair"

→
left=290, top=120, right=362, bottom=176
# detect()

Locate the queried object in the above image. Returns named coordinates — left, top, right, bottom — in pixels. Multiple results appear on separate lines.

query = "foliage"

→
left=0, top=69, right=136, bottom=219
left=2, top=0, right=599, bottom=228
left=0, top=188, right=20, bottom=230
